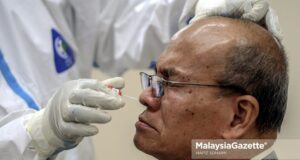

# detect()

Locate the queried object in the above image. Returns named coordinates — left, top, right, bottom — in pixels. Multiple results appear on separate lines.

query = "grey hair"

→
left=205, top=13, right=289, bottom=133
left=217, top=43, right=288, bottom=133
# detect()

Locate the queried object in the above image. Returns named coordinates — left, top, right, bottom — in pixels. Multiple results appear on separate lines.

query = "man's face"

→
left=134, top=18, right=241, bottom=159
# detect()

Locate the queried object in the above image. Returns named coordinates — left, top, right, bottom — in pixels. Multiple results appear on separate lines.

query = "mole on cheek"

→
left=188, top=89, right=193, bottom=94
left=185, top=109, right=195, bottom=116
left=206, top=65, right=210, bottom=69
left=198, top=98, right=204, bottom=104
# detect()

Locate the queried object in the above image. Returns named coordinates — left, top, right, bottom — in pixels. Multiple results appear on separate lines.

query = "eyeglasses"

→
left=139, top=72, right=247, bottom=98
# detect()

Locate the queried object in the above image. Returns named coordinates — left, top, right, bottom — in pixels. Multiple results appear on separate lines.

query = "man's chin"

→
left=134, top=134, right=183, bottom=160
left=133, top=133, right=147, bottom=151
left=133, top=132, right=157, bottom=156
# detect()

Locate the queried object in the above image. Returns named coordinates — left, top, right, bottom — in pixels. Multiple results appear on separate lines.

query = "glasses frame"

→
left=139, top=72, right=247, bottom=97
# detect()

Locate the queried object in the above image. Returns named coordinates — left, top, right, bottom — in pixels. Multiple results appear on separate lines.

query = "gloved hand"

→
left=179, top=0, right=282, bottom=41
left=25, top=77, right=125, bottom=159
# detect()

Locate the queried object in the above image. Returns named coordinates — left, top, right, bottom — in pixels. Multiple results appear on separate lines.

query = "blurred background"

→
left=92, top=0, right=300, bottom=159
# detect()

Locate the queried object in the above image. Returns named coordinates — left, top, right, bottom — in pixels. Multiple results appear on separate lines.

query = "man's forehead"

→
left=156, top=53, right=189, bottom=77
left=169, top=16, right=273, bottom=52
left=171, top=19, right=230, bottom=42
left=157, top=17, right=240, bottom=73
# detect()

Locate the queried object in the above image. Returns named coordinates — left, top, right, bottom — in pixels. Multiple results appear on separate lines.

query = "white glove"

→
left=179, top=0, right=282, bottom=41
left=25, top=77, right=125, bottom=159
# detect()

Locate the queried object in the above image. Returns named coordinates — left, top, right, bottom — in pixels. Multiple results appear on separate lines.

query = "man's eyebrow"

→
left=155, top=65, right=183, bottom=79
left=160, top=68, right=178, bottom=79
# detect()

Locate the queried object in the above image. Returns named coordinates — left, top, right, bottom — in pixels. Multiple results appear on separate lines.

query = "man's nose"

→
left=139, top=88, right=161, bottom=111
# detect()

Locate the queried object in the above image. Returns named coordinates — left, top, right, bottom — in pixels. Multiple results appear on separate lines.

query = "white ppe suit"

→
left=0, top=0, right=280, bottom=159
left=0, top=0, right=186, bottom=159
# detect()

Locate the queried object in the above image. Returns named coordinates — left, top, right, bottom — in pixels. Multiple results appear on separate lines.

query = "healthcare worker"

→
left=0, top=0, right=281, bottom=159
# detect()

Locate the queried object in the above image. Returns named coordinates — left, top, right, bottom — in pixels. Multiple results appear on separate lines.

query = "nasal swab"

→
left=107, top=86, right=138, bottom=102
left=123, top=95, right=138, bottom=101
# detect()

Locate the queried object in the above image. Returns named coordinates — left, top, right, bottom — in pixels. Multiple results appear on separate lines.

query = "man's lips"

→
left=136, top=116, right=158, bottom=132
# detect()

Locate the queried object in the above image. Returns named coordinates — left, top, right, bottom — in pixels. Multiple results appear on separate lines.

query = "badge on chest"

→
left=52, top=29, right=75, bottom=73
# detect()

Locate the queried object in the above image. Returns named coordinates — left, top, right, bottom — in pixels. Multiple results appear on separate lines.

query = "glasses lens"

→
left=140, top=72, right=150, bottom=90
left=152, top=76, right=164, bottom=97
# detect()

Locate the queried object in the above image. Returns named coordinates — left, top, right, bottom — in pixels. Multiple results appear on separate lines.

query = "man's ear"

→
left=222, top=95, right=259, bottom=139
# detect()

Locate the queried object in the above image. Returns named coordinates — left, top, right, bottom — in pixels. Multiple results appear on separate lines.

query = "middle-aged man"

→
left=134, top=15, right=288, bottom=160
left=0, top=0, right=283, bottom=159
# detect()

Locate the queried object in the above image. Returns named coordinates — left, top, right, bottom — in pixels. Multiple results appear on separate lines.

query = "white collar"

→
left=251, top=145, right=274, bottom=160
